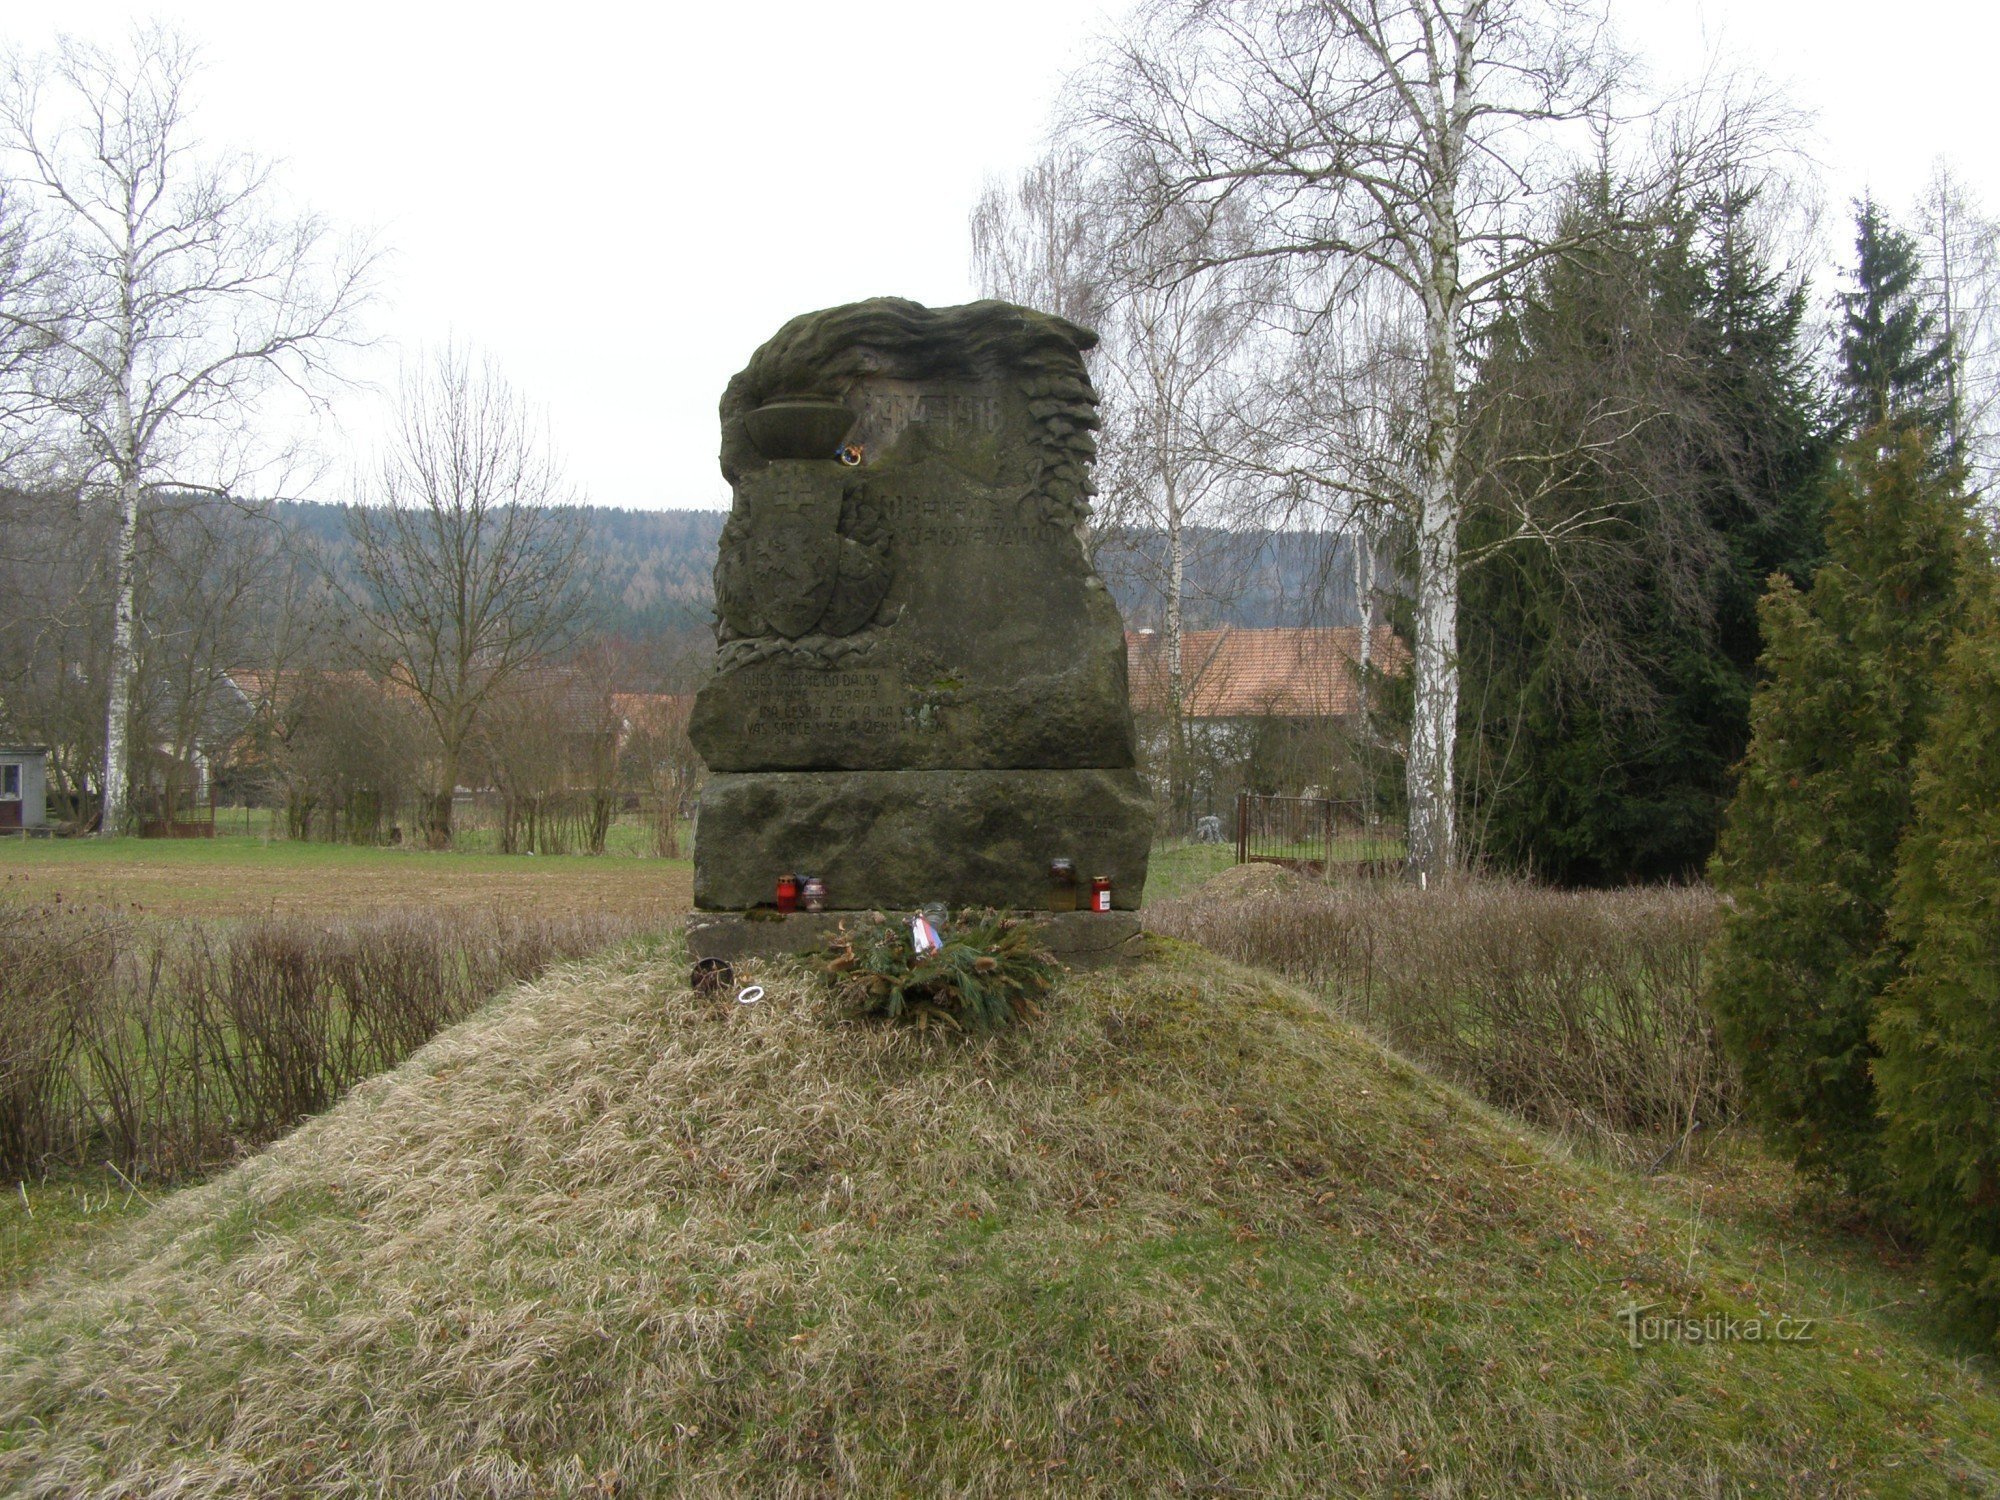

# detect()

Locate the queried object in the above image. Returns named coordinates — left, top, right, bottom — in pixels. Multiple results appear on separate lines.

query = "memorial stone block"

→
left=690, top=298, right=1154, bottom=914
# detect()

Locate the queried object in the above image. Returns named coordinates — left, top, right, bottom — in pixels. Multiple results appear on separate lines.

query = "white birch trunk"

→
left=98, top=205, right=146, bottom=836
left=1164, top=475, right=1187, bottom=829
left=98, top=278, right=142, bottom=840
left=1354, top=527, right=1373, bottom=733
left=1355, top=530, right=1378, bottom=836
left=1407, top=433, right=1460, bottom=880
left=98, top=471, right=142, bottom=834
left=1404, top=72, right=1470, bottom=883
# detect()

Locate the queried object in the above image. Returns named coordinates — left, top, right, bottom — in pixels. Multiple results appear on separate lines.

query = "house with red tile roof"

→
left=1124, top=626, right=1409, bottom=821
left=1126, top=626, right=1406, bottom=720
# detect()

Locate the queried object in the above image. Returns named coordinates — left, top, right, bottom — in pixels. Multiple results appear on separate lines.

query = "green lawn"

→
left=1144, top=838, right=1239, bottom=901
left=1144, top=837, right=1404, bottom=903
left=1240, top=835, right=1405, bottom=864
left=1, top=1171, right=155, bottom=1297
left=3, top=830, right=1383, bottom=915
left=0, top=832, right=692, bottom=918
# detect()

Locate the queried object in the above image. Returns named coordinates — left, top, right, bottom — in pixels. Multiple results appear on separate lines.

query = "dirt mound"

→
left=1183, top=858, right=1311, bottom=903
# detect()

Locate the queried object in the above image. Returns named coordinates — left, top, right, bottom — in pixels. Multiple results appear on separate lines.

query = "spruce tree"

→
left=1458, top=179, right=1828, bottom=883
left=1874, top=574, right=2000, bottom=1347
left=1838, top=199, right=1957, bottom=457
left=1707, top=427, right=1974, bottom=1191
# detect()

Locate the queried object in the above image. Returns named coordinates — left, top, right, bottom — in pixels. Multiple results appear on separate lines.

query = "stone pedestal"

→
left=685, top=908, right=1145, bottom=970
left=693, top=767, right=1150, bottom=912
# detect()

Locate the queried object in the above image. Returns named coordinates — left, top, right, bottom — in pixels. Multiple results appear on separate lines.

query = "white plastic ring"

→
left=736, top=985, right=765, bottom=1005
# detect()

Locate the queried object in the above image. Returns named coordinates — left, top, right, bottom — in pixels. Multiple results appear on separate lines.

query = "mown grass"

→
left=0, top=936, right=1992, bottom=1496
left=1141, top=838, right=1238, bottom=901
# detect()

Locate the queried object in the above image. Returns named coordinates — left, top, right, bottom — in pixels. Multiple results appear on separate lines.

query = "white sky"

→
left=5, top=1, right=1996, bottom=511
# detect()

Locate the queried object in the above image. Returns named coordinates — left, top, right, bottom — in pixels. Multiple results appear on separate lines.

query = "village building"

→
left=0, top=745, right=49, bottom=832
left=1125, top=625, right=1408, bottom=823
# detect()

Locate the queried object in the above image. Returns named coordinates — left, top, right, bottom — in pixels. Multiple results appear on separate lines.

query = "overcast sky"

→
left=6, top=1, right=1996, bottom=511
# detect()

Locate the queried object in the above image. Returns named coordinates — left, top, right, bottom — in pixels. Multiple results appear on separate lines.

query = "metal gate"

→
left=1235, top=792, right=1396, bottom=876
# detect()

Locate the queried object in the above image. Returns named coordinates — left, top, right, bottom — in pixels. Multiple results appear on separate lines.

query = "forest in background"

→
left=271, top=499, right=1374, bottom=646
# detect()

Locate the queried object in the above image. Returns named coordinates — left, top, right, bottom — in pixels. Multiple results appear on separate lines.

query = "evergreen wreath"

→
left=817, top=912, right=1057, bottom=1032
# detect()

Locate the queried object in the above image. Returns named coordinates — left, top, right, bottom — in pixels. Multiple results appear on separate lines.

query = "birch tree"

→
left=969, top=148, right=1114, bottom=334
left=974, top=153, right=1273, bottom=828
left=0, top=25, right=373, bottom=833
left=1914, top=162, right=2000, bottom=501
left=1076, top=0, right=1630, bottom=879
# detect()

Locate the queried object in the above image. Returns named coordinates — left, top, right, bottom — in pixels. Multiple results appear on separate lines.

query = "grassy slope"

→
left=0, top=939, right=1994, bottom=1497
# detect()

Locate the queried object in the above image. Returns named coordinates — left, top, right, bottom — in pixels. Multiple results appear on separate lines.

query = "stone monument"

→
left=685, top=298, right=1153, bottom=965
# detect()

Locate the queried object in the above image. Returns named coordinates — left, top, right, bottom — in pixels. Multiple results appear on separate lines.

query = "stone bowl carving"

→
left=744, top=396, right=857, bottom=461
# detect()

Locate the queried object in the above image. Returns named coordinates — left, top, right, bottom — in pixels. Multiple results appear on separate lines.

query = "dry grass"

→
left=0, top=835, right=693, bottom=920
left=0, top=902, right=651, bottom=1180
left=1151, top=877, right=1730, bottom=1167
left=0, top=937, right=1993, bottom=1496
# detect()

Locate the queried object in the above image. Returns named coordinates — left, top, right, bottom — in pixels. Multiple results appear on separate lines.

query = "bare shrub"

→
left=1151, top=878, right=1730, bottom=1165
left=0, top=904, right=643, bottom=1181
left=0, top=905, right=115, bottom=1170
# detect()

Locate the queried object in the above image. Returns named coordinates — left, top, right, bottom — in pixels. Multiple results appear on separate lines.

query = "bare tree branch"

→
left=0, top=22, right=378, bottom=833
left=332, top=345, right=591, bottom=848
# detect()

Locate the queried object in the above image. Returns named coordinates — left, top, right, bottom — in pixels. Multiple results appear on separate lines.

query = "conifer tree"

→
left=1874, top=574, right=2000, bottom=1347
left=1458, top=179, right=1827, bottom=882
left=1706, top=427, right=1973, bottom=1191
left=1839, top=199, right=1957, bottom=458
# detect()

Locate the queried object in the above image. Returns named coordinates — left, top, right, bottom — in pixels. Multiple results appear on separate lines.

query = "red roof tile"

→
left=1125, top=626, right=1407, bottom=718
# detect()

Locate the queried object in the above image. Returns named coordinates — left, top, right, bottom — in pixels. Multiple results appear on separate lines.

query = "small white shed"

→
left=0, top=746, right=49, bottom=831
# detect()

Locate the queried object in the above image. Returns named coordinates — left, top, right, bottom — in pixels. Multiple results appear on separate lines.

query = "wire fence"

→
left=1235, top=792, right=1402, bottom=875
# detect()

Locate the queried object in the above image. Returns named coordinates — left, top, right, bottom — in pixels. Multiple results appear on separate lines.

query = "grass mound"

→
left=1, top=937, right=1995, bottom=1496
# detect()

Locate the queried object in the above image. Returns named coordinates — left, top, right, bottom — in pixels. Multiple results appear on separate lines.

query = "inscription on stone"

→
left=741, top=668, right=901, bottom=739
left=857, top=384, right=1003, bottom=445
left=867, top=487, right=1058, bottom=548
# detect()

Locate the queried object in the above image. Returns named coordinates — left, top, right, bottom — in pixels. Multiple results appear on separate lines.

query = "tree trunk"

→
left=98, top=473, right=143, bottom=836
left=1408, top=479, right=1460, bottom=880
left=1355, top=528, right=1374, bottom=738
left=1165, top=486, right=1188, bottom=832
left=588, top=791, right=612, bottom=854
left=424, top=785, right=455, bottom=847
left=1406, top=211, right=1465, bottom=882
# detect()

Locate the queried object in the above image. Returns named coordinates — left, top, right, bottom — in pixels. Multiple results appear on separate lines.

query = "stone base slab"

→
left=685, top=908, right=1145, bottom=970
left=692, top=766, right=1152, bottom=912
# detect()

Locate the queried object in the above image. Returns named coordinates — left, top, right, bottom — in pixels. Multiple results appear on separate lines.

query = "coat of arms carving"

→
left=714, top=459, right=893, bottom=644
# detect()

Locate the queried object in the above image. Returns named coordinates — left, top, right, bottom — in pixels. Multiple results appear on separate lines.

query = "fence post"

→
left=1235, top=790, right=1248, bottom=866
